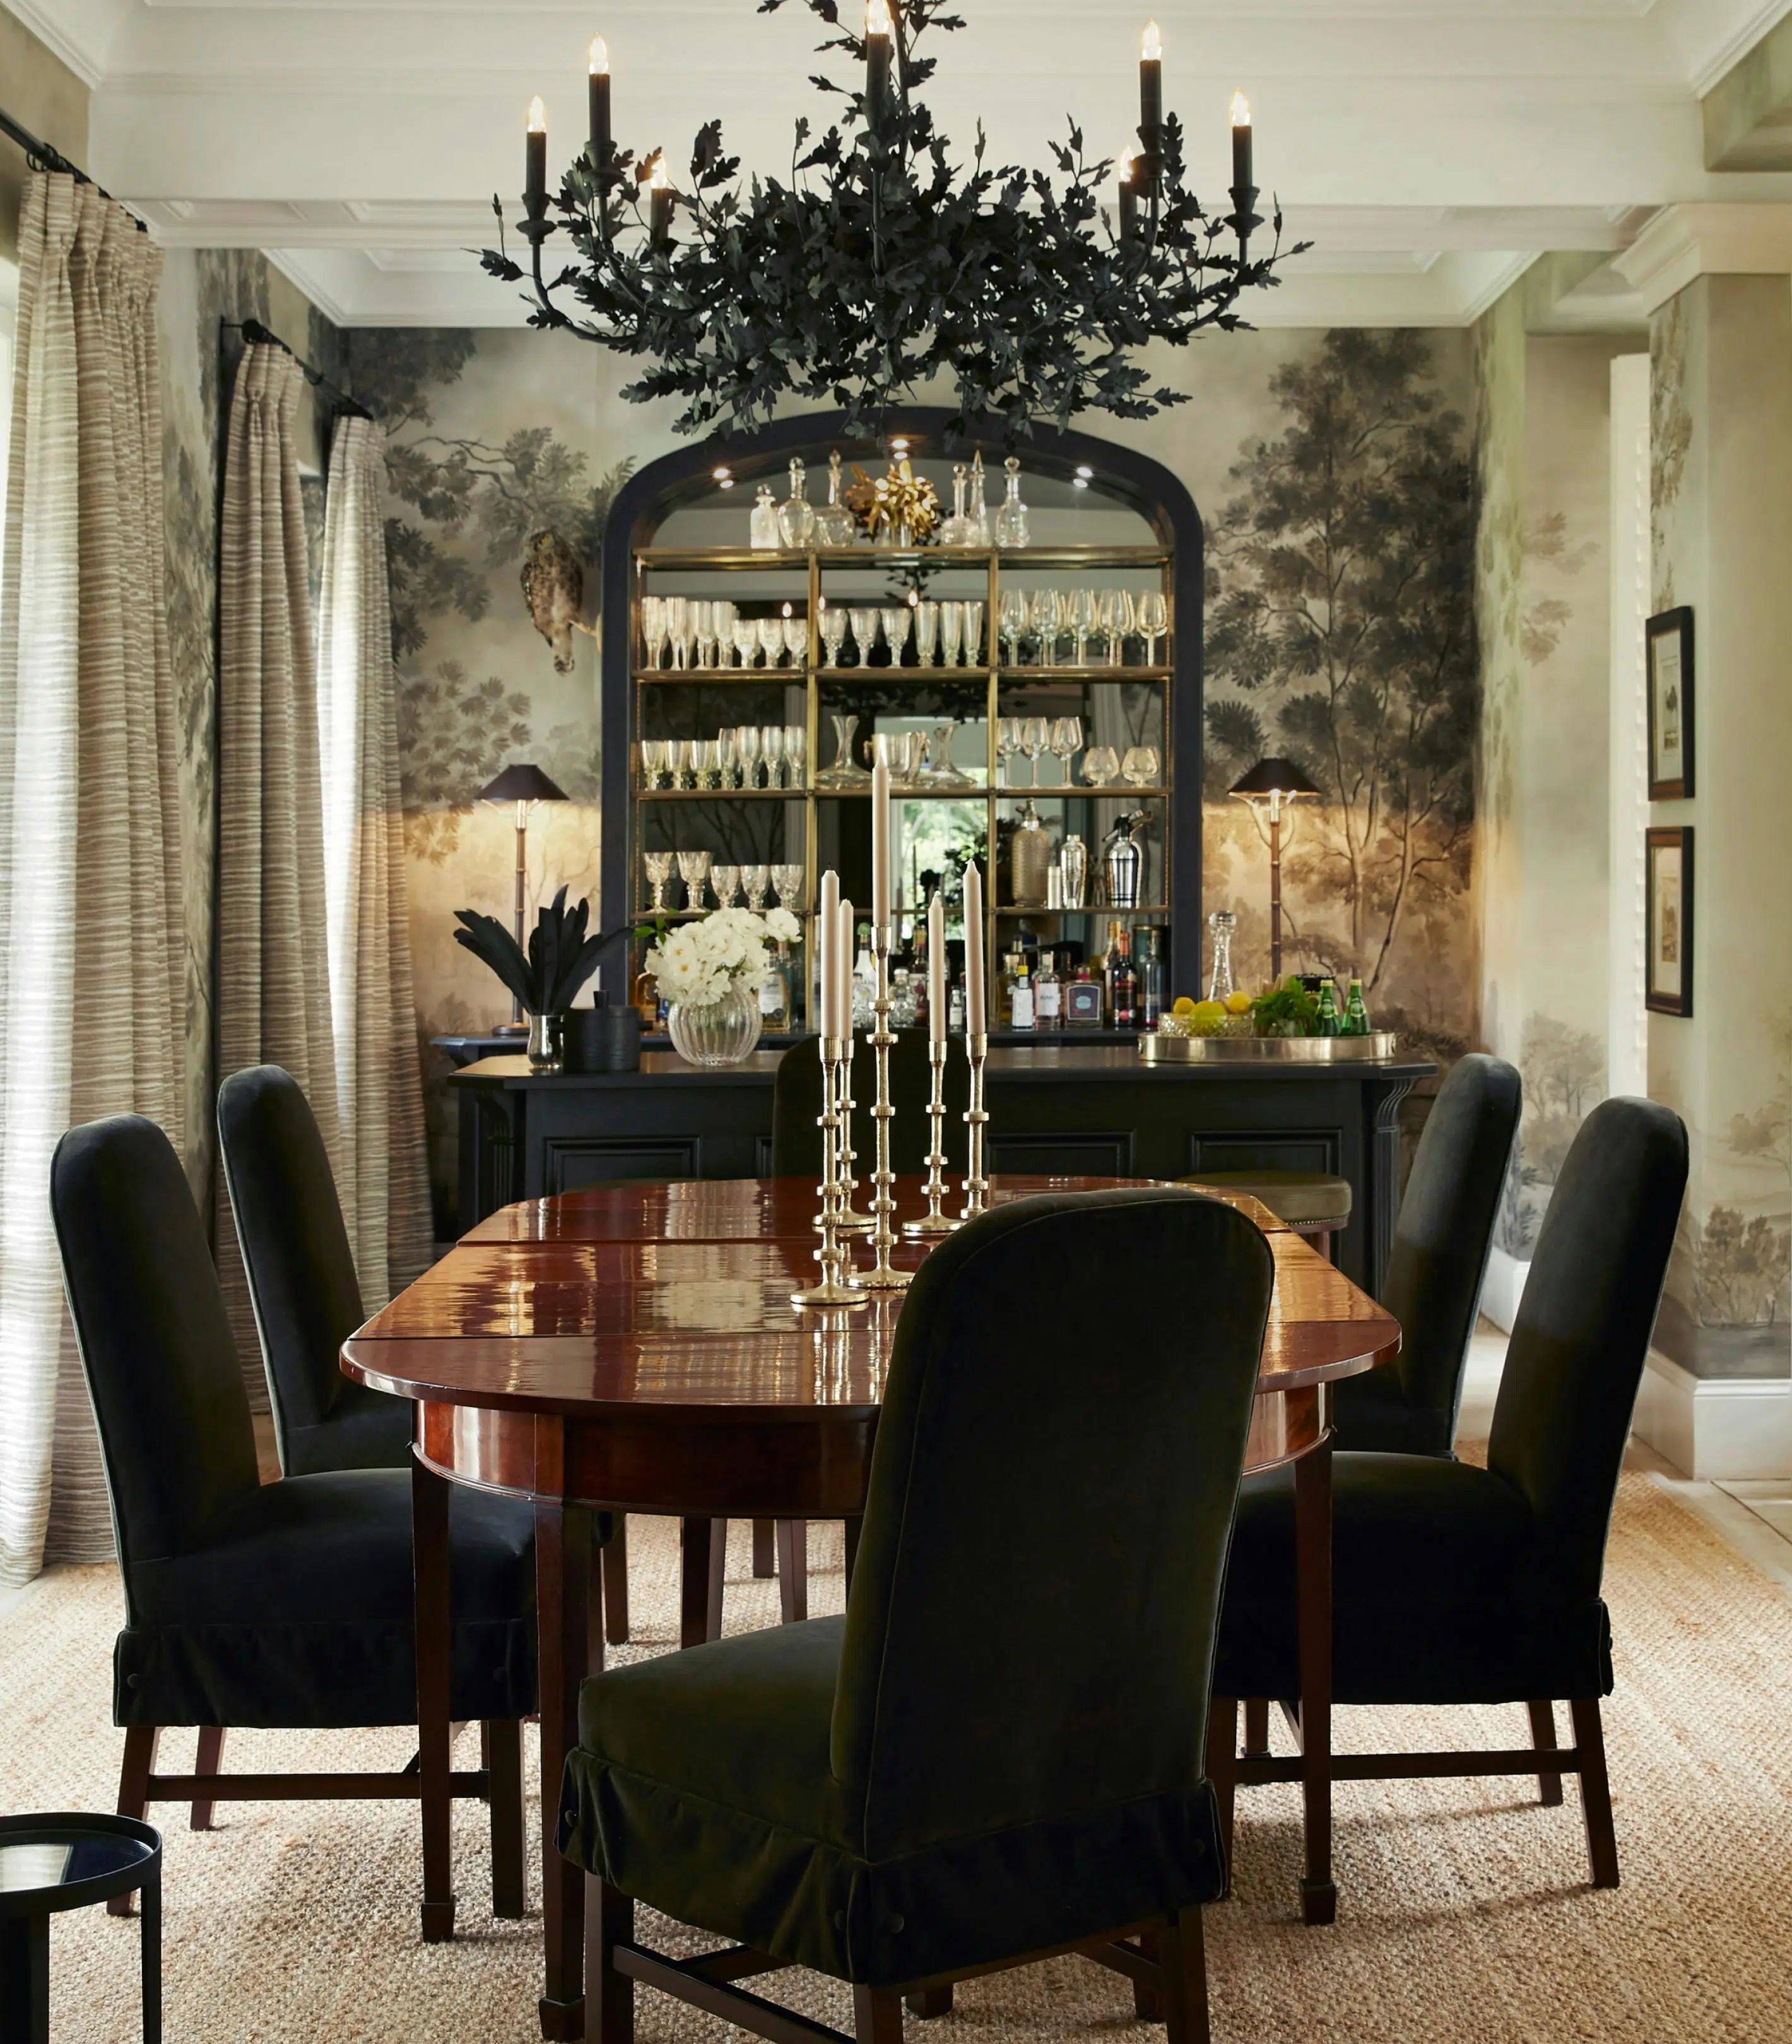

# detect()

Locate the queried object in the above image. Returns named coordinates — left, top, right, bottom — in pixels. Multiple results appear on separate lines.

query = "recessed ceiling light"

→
left=1072, top=477, right=1090, bottom=489
left=1075, top=464, right=1094, bottom=479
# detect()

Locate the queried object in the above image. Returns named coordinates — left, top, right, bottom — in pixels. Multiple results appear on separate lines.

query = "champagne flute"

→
left=737, top=724, right=764, bottom=789
left=760, top=724, right=787, bottom=789
left=1020, top=715, right=1049, bottom=788
left=847, top=607, right=880, bottom=668
left=915, top=600, right=940, bottom=666
left=639, top=738, right=667, bottom=790
left=716, top=727, right=740, bottom=788
left=757, top=616, right=785, bottom=669
left=820, top=604, right=849, bottom=669
left=961, top=600, right=985, bottom=666
left=640, top=594, right=668, bottom=670
left=676, top=849, right=712, bottom=909
left=1049, top=714, right=1083, bottom=787
left=940, top=602, right=964, bottom=668
left=710, top=864, right=741, bottom=907
left=880, top=606, right=912, bottom=668
left=1136, top=590, right=1168, bottom=666
left=712, top=599, right=738, bottom=663
left=666, top=596, right=692, bottom=669
left=998, top=587, right=1028, bottom=667
left=784, top=724, right=808, bottom=787
left=731, top=620, right=758, bottom=669
left=692, top=600, right=717, bottom=669
left=996, top=715, right=1022, bottom=787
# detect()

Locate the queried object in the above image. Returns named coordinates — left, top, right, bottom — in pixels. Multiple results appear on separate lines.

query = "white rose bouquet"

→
left=645, top=905, right=801, bottom=1009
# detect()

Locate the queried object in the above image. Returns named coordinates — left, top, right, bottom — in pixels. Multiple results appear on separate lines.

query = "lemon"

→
left=1172, top=996, right=1197, bottom=1017
left=1225, top=990, right=1252, bottom=1016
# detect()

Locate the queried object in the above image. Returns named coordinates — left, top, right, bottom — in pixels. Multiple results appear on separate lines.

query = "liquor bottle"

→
left=993, top=456, right=1030, bottom=548
left=1140, top=927, right=1165, bottom=1031
left=749, top=485, right=781, bottom=549
left=1064, top=963, right=1103, bottom=1028
left=1111, top=931, right=1138, bottom=1030
left=939, top=462, right=976, bottom=547
left=853, top=923, right=877, bottom=1032
left=948, top=977, right=967, bottom=1034
left=777, top=457, right=817, bottom=548
left=1102, top=918, right=1125, bottom=1025
left=969, top=450, right=993, bottom=547
left=1005, top=951, right=1035, bottom=1031
left=1343, top=977, right=1371, bottom=1036
left=1035, top=946, right=1062, bottom=1028
left=1316, top=978, right=1342, bottom=1037
left=814, top=450, right=858, bottom=548
left=760, top=941, right=793, bottom=1031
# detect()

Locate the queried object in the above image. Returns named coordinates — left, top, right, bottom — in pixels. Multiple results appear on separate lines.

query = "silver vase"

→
left=526, top=1011, right=563, bottom=1072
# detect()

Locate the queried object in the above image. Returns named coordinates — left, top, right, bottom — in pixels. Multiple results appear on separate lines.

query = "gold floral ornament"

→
left=843, top=457, right=940, bottom=546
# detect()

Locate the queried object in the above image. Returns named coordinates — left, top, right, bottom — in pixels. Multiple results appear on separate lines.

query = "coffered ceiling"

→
left=12, top=0, right=1792, bottom=327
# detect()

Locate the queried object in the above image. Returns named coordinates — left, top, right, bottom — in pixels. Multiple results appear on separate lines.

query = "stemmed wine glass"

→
left=710, top=864, right=742, bottom=907
left=742, top=864, right=771, bottom=912
left=1049, top=714, right=1083, bottom=787
left=915, top=601, right=940, bottom=666
left=712, top=600, right=738, bottom=663
left=880, top=606, right=912, bottom=669
left=666, top=596, right=693, bottom=669
left=1020, top=715, right=1050, bottom=787
left=1031, top=589, right=1063, bottom=667
left=782, top=611, right=808, bottom=667
left=998, top=588, right=1027, bottom=667
left=731, top=620, right=758, bottom=669
left=676, top=849, right=712, bottom=909
left=760, top=724, right=787, bottom=789
left=691, top=739, right=719, bottom=789
left=1068, top=589, right=1097, bottom=667
left=737, top=725, right=764, bottom=789
left=962, top=601, right=985, bottom=666
left=758, top=616, right=786, bottom=669
left=667, top=739, right=693, bottom=790
left=820, top=604, right=849, bottom=669
left=772, top=863, right=805, bottom=908
left=1121, top=744, right=1161, bottom=789
left=692, top=601, right=716, bottom=670
left=639, top=739, right=668, bottom=790
left=847, top=608, right=880, bottom=667
left=716, top=727, right=740, bottom=788
left=1136, top=590, right=1168, bottom=666
left=940, top=602, right=964, bottom=669
left=996, top=715, right=1022, bottom=787
left=643, top=850, right=675, bottom=910
left=784, top=725, right=808, bottom=787
left=640, top=595, right=668, bottom=670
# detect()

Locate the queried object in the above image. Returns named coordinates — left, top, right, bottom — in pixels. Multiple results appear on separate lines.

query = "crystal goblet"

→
left=743, top=863, right=771, bottom=912
left=643, top=850, right=675, bottom=910
left=712, top=600, right=738, bottom=661
left=1121, top=744, right=1160, bottom=789
left=961, top=601, right=985, bottom=666
left=757, top=616, right=784, bottom=668
left=710, top=864, right=742, bottom=907
left=847, top=608, right=880, bottom=668
left=914, top=601, right=940, bottom=666
left=731, top=620, right=758, bottom=669
left=784, top=725, right=808, bottom=787
left=716, top=727, right=740, bottom=789
left=676, top=849, right=712, bottom=910
left=760, top=724, right=787, bottom=790
left=940, top=602, right=964, bottom=668
left=667, top=738, right=693, bottom=790
left=666, top=596, right=692, bottom=670
left=772, top=863, right=805, bottom=908
left=1049, top=714, right=1083, bottom=787
left=689, top=739, right=717, bottom=789
left=737, top=724, right=764, bottom=789
left=880, top=606, right=912, bottom=668
left=782, top=614, right=808, bottom=666
left=820, top=605, right=849, bottom=669
left=1020, top=715, right=1049, bottom=788
left=639, top=738, right=668, bottom=790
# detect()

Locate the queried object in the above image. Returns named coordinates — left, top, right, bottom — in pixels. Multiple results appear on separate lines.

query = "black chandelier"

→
left=483, top=1, right=1306, bottom=444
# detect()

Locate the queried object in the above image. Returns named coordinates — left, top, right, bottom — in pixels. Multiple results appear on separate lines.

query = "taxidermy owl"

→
left=521, top=528, right=586, bottom=674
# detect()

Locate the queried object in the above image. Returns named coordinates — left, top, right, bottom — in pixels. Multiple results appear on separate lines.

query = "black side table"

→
left=0, top=1813, right=161, bottom=2044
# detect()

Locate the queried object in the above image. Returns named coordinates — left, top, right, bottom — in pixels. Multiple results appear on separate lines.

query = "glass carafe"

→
left=969, top=450, right=993, bottom=546
left=778, top=457, right=817, bottom=548
left=749, top=485, right=781, bottom=549
left=815, top=449, right=857, bottom=547
left=1207, top=909, right=1236, bottom=1004
left=940, top=463, right=976, bottom=546
left=993, top=456, right=1030, bottom=548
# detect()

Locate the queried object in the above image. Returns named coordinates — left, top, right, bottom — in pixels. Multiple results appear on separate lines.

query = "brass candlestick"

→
left=791, top=1036, right=868, bottom=1309
left=859, top=923, right=912, bottom=1289
left=960, top=1031, right=989, bottom=1221
left=905, top=1038, right=958, bottom=1236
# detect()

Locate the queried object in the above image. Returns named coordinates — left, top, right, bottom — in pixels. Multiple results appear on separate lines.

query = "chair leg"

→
left=486, top=1719, right=527, bottom=1918
left=752, top=1518, right=776, bottom=1578
left=602, top=1515, right=631, bottom=1646
left=854, top=1983, right=905, bottom=2044
left=111, top=1727, right=160, bottom=1915
left=1205, top=1696, right=1237, bottom=1892
left=1132, top=1924, right=1162, bottom=2020
left=1241, top=1697, right=1270, bottom=1758
left=904, top=1987, right=953, bottom=2019
left=1160, top=1909, right=1210, bottom=2044
left=1526, top=1700, right=1564, bottom=1807
left=191, top=1726, right=225, bottom=1831
left=1569, top=1697, right=1620, bottom=1888
left=776, top=1520, right=809, bottom=1624
left=588, top=1878, right=634, bottom=2044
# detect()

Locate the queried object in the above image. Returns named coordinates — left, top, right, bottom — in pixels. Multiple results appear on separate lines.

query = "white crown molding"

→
left=1611, top=199, right=1792, bottom=308
left=1675, top=0, right=1792, bottom=95
left=2, top=0, right=137, bottom=89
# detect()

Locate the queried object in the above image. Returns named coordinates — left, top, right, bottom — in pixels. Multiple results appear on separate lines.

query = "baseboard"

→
left=1478, top=1246, right=1529, bottom=1334
left=1632, top=1351, right=1792, bottom=1480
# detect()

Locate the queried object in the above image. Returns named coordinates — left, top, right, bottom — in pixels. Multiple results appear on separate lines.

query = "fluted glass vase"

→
left=667, top=982, right=763, bottom=1068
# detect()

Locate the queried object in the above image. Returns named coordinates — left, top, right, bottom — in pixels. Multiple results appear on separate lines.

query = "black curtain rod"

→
left=0, top=103, right=147, bottom=231
left=225, top=318, right=372, bottom=422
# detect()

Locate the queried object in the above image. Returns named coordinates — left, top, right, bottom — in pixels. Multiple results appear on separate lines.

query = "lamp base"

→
left=490, top=1020, right=529, bottom=1039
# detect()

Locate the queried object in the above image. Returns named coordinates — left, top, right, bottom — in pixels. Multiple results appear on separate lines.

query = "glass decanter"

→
left=993, top=456, right=1030, bottom=548
left=777, top=457, right=818, bottom=549
left=814, top=450, right=858, bottom=547
left=1208, top=909, right=1237, bottom=1004
left=939, top=463, right=976, bottom=547
left=969, top=450, right=993, bottom=546
left=749, top=485, right=781, bottom=549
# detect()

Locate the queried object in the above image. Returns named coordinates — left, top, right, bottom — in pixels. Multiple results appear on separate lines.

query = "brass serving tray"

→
left=1139, top=1031, right=1401, bottom=1064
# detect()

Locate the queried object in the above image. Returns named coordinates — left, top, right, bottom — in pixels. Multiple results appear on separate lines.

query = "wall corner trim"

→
left=1612, top=203, right=1792, bottom=314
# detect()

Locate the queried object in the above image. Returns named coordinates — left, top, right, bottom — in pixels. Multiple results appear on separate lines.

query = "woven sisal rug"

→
left=2, top=1475, right=1788, bottom=2042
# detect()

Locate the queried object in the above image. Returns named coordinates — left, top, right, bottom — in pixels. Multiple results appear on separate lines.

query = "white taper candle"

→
left=819, top=869, right=839, bottom=1036
left=837, top=898, right=854, bottom=1042
left=963, top=860, right=984, bottom=1034
left=871, top=758, right=892, bottom=932
left=928, top=889, right=945, bottom=1043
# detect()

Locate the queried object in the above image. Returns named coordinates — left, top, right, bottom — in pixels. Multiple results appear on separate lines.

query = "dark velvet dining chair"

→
left=52, top=1112, right=539, bottom=1920
left=1212, top=1096, right=1687, bottom=1900
left=557, top=1185, right=1276, bottom=2044
left=218, top=1064, right=630, bottom=1639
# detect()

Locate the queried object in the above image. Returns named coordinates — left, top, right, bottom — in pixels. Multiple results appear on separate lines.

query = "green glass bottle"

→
left=1342, top=977, right=1370, bottom=1037
left=1315, top=978, right=1342, bottom=1037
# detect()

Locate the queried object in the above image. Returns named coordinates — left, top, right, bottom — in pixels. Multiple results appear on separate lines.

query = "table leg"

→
left=1295, top=1438, right=1336, bottom=1925
left=0, top=1912, right=49, bottom=2044
left=411, top=1454, right=456, bottom=1944
left=537, top=1500, right=594, bottom=2041
left=142, top=1871, right=163, bottom=2044
left=678, top=1517, right=727, bottom=1648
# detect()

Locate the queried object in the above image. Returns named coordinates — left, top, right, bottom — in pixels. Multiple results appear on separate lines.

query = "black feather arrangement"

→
left=454, top=887, right=606, bottom=1014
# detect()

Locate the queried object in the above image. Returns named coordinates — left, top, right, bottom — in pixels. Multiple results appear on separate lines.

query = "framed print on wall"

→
left=1646, top=826, right=1694, bottom=1017
left=1646, top=606, right=1694, bottom=800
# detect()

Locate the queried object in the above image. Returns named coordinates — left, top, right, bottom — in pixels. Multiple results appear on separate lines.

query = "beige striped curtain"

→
left=0, top=175, right=186, bottom=1582
left=317, top=415, right=432, bottom=1301
left=215, top=342, right=341, bottom=1376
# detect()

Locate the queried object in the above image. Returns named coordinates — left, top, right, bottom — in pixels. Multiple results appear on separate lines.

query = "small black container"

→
left=598, top=1004, right=642, bottom=1072
left=561, top=1008, right=607, bottom=1074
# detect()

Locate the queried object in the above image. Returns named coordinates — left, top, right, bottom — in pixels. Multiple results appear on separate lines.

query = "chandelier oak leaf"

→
left=483, top=1, right=1308, bottom=444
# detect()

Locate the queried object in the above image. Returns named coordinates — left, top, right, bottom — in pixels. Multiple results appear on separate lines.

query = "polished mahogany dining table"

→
left=342, top=1175, right=1400, bottom=2040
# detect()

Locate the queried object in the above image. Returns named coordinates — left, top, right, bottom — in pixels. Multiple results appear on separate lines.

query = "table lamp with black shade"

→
left=1229, top=756, right=1322, bottom=983
left=477, top=762, right=569, bottom=1031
